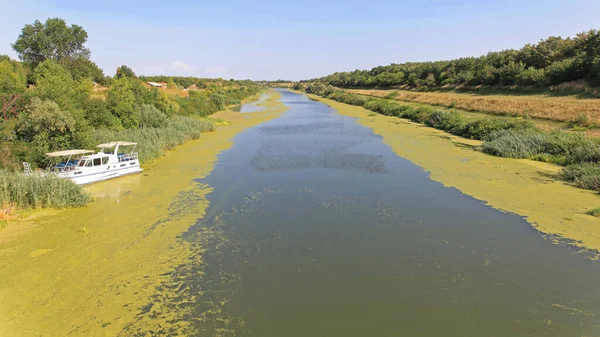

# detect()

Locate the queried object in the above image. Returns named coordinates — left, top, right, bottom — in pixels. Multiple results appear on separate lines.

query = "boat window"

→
left=102, top=157, right=109, bottom=165
left=78, top=160, right=86, bottom=167
left=86, top=160, right=93, bottom=167
left=93, top=158, right=102, bottom=166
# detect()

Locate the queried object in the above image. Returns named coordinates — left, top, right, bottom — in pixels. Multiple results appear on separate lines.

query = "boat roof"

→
left=45, top=149, right=94, bottom=157
left=96, top=141, right=137, bottom=148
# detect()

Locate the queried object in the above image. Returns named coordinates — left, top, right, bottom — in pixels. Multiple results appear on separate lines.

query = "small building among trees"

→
left=146, top=82, right=167, bottom=89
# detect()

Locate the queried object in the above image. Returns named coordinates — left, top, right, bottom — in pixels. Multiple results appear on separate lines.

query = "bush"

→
left=138, top=104, right=167, bottom=128
left=561, top=163, right=600, bottom=191
left=0, top=169, right=89, bottom=209
left=483, top=129, right=600, bottom=165
left=16, top=98, right=90, bottom=165
left=586, top=207, right=600, bottom=217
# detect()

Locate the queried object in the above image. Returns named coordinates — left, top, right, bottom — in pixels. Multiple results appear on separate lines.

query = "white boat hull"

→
left=59, top=164, right=143, bottom=185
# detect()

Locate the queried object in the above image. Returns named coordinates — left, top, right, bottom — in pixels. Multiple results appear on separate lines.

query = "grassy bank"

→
left=325, top=90, right=535, bottom=140
left=303, top=86, right=600, bottom=193
left=345, top=88, right=600, bottom=126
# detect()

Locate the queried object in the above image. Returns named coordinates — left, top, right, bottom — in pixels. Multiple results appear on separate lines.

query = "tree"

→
left=12, top=18, right=90, bottom=70
left=138, top=104, right=167, bottom=128
left=32, top=60, right=90, bottom=110
left=115, top=65, right=136, bottom=79
left=107, top=77, right=137, bottom=128
left=63, top=57, right=105, bottom=84
left=0, top=58, right=27, bottom=94
left=16, top=98, right=83, bottom=163
left=85, top=98, right=121, bottom=129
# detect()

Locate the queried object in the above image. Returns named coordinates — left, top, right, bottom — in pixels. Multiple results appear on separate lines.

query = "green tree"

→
left=107, top=77, right=137, bottom=128
left=12, top=18, right=90, bottom=70
left=16, top=98, right=89, bottom=163
left=210, top=92, right=225, bottom=110
left=63, top=57, right=105, bottom=84
left=138, top=104, right=167, bottom=128
left=85, top=98, right=121, bottom=129
left=0, top=59, right=28, bottom=94
left=115, top=65, right=136, bottom=79
left=32, top=60, right=90, bottom=110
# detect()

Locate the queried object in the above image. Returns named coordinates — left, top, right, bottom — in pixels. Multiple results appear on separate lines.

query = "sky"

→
left=1, top=0, right=599, bottom=81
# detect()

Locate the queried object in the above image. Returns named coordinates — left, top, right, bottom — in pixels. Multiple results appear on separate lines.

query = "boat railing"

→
left=118, top=152, right=139, bottom=162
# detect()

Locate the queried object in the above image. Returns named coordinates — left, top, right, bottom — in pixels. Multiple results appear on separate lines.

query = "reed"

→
left=483, top=130, right=600, bottom=165
left=91, top=116, right=214, bottom=163
left=0, top=170, right=90, bottom=210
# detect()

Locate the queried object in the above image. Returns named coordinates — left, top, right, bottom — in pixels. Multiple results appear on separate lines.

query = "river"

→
left=1, top=90, right=600, bottom=336
left=131, top=90, right=600, bottom=336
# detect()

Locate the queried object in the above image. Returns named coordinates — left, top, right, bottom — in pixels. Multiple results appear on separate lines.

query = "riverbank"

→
left=345, top=88, right=600, bottom=128
left=0, top=91, right=288, bottom=337
left=307, top=93, right=600, bottom=255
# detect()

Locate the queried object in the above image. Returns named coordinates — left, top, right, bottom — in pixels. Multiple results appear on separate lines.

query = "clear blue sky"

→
left=1, top=0, right=599, bottom=80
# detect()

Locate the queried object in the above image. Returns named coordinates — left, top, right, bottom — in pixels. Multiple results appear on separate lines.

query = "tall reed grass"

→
left=483, top=130, right=600, bottom=165
left=91, top=115, right=214, bottom=163
left=0, top=170, right=90, bottom=210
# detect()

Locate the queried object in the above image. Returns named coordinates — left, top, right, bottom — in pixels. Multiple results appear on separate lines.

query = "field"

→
left=345, top=89, right=600, bottom=126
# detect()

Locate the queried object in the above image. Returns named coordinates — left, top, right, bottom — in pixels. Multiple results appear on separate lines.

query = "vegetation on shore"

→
left=344, top=88, right=600, bottom=126
left=0, top=17, right=262, bottom=212
left=312, top=30, right=600, bottom=91
left=299, top=83, right=600, bottom=194
left=0, top=170, right=90, bottom=211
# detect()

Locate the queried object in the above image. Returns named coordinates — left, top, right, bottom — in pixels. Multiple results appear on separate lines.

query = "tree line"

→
left=314, top=30, right=600, bottom=89
left=0, top=18, right=260, bottom=169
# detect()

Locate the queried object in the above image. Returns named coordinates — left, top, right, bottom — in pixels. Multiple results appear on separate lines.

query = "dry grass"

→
left=346, top=89, right=600, bottom=125
left=162, top=87, right=189, bottom=97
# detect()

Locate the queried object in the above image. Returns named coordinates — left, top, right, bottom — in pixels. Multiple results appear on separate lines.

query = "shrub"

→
left=561, top=163, right=600, bottom=191
left=586, top=207, right=600, bottom=217
left=484, top=129, right=600, bottom=165
left=138, top=104, right=167, bottom=128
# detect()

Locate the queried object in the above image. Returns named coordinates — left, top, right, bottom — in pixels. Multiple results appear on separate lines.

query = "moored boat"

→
left=43, top=141, right=143, bottom=185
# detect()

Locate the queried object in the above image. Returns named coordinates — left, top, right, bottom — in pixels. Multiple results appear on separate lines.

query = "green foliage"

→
left=138, top=104, right=167, bottom=128
left=63, top=57, right=105, bottom=83
left=0, top=169, right=90, bottom=209
left=316, top=29, right=600, bottom=89
left=115, top=65, right=136, bottom=79
left=16, top=98, right=88, bottom=164
left=107, top=77, right=137, bottom=128
left=0, top=58, right=28, bottom=93
left=561, top=163, right=600, bottom=191
left=586, top=207, right=600, bottom=217
left=314, top=89, right=533, bottom=140
left=32, top=60, right=90, bottom=110
left=210, top=92, right=225, bottom=110
left=483, top=129, right=600, bottom=165
left=85, top=99, right=121, bottom=129
left=12, top=18, right=90, bottom=70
